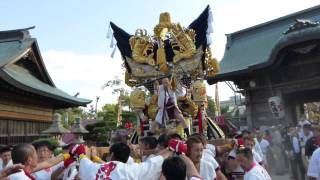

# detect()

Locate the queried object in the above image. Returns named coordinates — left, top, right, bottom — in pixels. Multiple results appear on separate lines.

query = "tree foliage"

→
left=206, top=96, right=216, bottom=117
left=55, top=107, right=90, bottom=128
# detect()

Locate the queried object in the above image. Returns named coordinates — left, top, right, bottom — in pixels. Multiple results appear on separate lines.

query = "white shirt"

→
left=127, top=156, right=135, bottom=164
left=200, top=159, right=216, bottom=180
left=62, top=162, right=78, bottom=180
left=299, top=132, right=313, bottom=147
left=190, top=177, right=203, bottom=180
left=253, top=138, right=264, bottom=160
left=79, top=155, right=164, bottom=180
left=0, top=159, right=13, bottom=171
left=202, top=148, right=219, bottom=171
left=307, top=148, right=320, bottom=180
left=142, top=154, right=156, bottom=162
left=155, top=85, right=177, bottom=124
left=252, top=149, right=263, bottom=164
left=244, top=164, right=271, bottom=180
left=292, top=136, right=301, bottom=153
left=205, top=144, right=216, bottom=158
left=33, top=162, right=63, bottom=180
left=9, top=171, right=33, bottom=180
left=259, top=139, right=270, bottom=155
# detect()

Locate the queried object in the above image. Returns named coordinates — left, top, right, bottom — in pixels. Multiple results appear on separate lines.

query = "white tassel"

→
left=207, top=34, right=212, bottom=45
left=106, top=24, right=112, bottom=39
left=111, top=45, right=117, bottom=58
left=208, top=8, right=213, bottom=22
left=207, top=22, right=214, bottom=34
left=110, top=35, right=114, bottom=48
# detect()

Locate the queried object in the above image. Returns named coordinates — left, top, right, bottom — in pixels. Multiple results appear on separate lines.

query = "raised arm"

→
left=32, top=153, right=69, bottom=173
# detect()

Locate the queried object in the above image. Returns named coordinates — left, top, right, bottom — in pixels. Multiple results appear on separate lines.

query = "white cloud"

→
left=42, top=50, right=125, bottom=109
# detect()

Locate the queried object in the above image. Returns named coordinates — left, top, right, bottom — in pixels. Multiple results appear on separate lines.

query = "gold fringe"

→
left=157, top=47, right=169, bottom=73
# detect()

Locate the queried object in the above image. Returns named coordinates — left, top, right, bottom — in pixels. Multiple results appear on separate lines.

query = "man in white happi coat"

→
left=72, top=141, right=187, bottom=180
left=155, top=77, right=190, bottom=136
left=307, top=147, right=320, bottom=180
left=236, top=147, right=271, bottom=180
left=9, top=144, right=71, bottom=180
left=0, top=146, right=13, bottom=172
left=161, top=155, right=204, bottom=180
left=32, top=140, right=64, bottom=180
left=186, top=136, right=227, bottom=180
left=243, top=136, right=264, bottom=166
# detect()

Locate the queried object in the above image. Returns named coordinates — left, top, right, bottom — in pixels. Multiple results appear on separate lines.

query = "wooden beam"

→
left=0, top=103, right=52, bottom=116
left=0, top=110, right=52, bottom=122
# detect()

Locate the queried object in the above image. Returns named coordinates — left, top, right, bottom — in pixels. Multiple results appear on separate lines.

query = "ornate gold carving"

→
left=192, top=80, right=207, bottom=104
left=130, top=89, right=145, bottom=109
left=157, top=47, right=169, bottom=73
left=125, top=71, right=135, bottom=87
left=204, top=48, right=220, bottom=77
left=129, top=29, right=155, bottom=66
left=147, top=94, right=158, bottom=120
left=154, top=12, right=172, bottom=40
left=177, top=96, right=198, bottom=118
left=170, top=23, right=196, bottom=64
left=129, top=12, right=197, bottom=74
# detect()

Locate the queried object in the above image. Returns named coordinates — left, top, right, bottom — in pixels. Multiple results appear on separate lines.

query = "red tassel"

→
left=198, top=107, right=203, bottom=133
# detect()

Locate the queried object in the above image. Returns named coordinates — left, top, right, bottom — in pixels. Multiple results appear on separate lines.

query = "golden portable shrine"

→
left=109, top=6, right=224, bottom=143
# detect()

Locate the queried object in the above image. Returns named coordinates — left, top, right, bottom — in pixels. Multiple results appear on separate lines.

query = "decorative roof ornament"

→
left=110, top=5, right=220, bottom=87
left=283, top=19, right=320, bottom=35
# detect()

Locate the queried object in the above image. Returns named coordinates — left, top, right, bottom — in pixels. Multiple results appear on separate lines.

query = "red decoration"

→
left=125, top=122, right=133, bottom=129
left=95, top=162, right=117, bottom=180
left=198, top=107, right=203, bottom=133
left=214, top=116, right=225, bottom=125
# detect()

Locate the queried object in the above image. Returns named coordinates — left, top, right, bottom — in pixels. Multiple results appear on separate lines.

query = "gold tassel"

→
left=171, top=75, right=177, bottom=91
left=157, top=47, right=168, bottom=73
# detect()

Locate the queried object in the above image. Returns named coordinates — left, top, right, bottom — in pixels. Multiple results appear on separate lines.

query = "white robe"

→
left=200, top=159, right=217, bottom=180
left=79, top=156, right=164, bottom=180
left=9, top=171, right=33, bottom=180
left=0, top=159, right=13, bottom=171
left=62, top=162, right=78, bottom=180
left=155, top=85, right=178, bottom=125
left=244, top=164, right=271, bottom=180
left=33, top=162, right=63, bottom=180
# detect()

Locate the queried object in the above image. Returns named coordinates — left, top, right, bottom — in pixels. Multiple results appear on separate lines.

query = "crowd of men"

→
left=0, top=120, right=319, bottom=180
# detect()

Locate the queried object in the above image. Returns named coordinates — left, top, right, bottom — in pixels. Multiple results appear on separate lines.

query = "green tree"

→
left=55, top=107, right=90, bottom=128
left=221, top=105, right=232, bottom=117
left=206, top=96, right=216, bottom=117
left=98, top=104, right=118, bottom=131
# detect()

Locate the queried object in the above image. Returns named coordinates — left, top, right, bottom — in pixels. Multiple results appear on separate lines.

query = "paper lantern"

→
left=268, top=96, right=285, bottom=119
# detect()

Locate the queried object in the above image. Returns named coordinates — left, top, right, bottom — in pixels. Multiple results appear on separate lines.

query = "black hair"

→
left=109, top=142, right=130, bottom=163
left=158, top=134, right=169, bottom=148
left=169, top=133, right=182, bottom=140
left=242, top=130, right=251, bottom=135
left=162, top=156, right=186, bottom=180
left=12, top=144, right=35, bottom=164
left=0, top=145, right=12, bottom=154
left=236, top=147, right=253, bottom=160
left=190, top=133, right=207, bottom=145
left=140, top=136, right=158, bottom=149
left=303, top=124, right=312, bottom=130
left=32, top=140, right=55, bottom=151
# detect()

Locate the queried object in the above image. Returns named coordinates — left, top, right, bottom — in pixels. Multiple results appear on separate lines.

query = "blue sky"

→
left=1, top=0, right=320, bottom=109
